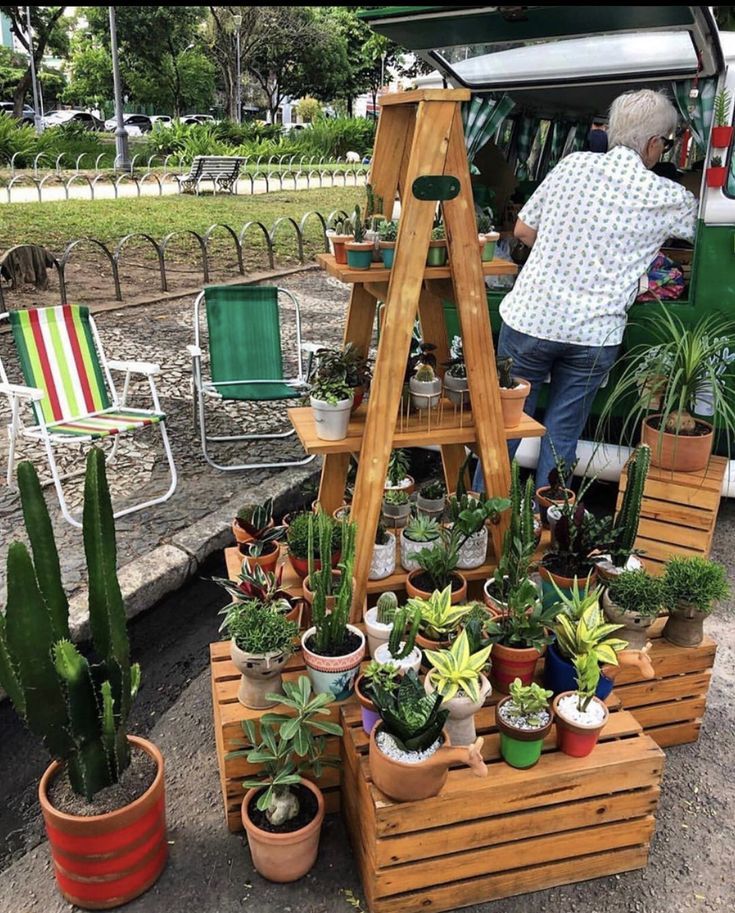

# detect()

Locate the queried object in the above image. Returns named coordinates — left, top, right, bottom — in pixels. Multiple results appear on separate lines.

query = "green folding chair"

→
left=188, top=284, right=317, bottom=470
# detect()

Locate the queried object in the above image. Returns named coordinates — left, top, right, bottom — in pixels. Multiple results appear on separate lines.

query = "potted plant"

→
left=378, top=219, right=399, bottom=267
left=536, top=455, right=576, bottom=525
left=602, top=569, right=663, bottom=649
left=382, top=488, right=411, bottom=526
left=365, top=215, right=385, bottom=262
left=496, top=679, right=554, bottom=769
left=707, top=154, right=727, bottom=187
left=443, top=335, right=470, bottom=407
left=232, top=496, right=275, bottom=545
left=212, top=562, right=301, bottom=625
left=543, top=580, right=627, bottom=700
left=403, top=339, right=438, bottom=410
left=368, top=670, right=487, bottom=802
left=400, top=512, right=443, bottom=572
left=370, top=520, right=397, bottom=580
left=345, top=204, right=374, bottom=269
left=497, top=356, right=531, bottom=428
left=408, top=585, right=473, bottom=651
left=309, top=375, right=354, bottom=442
left=661, top=555, right=730, bottom=646
left=372, top=604, right=423, bottom=674
left=539, top=500, right=608, bottom=600
left=553, top=653, right=610, bottom=758
left=0, top=452, right=167, bottom=908
left=407, top=528, right=469, bottom=604
left=476, top=208, right=499, bottom=261
left=235, top=677, right=343, bottom=882
left=595, top=310, right=735, bottom=473
left=385, top=447, right=414, bottom=492
left=238, top=512, right=286, bottom=575
left=424, top=629, right=492, bottom=746
left=409, top=362, right=442, bottom=411
left=301, top=513, right=366, bottom=699
left=220, top=600, right=299, bottom=709
left=447, top=492, right=509, bottom=570
left=286, top=511, right=341, bottom=580
left=313, top=342, right=372, bottom=412
left=330, top=216, right=354, bottom=265
left=427, top=221, right=448, bottom=266
left=416, top=479, right=446, bottom=518
left=354, top=661, right=401, bottom=735
left=364, top=591, right=398, bottom=657
left=712, top=88, right=733, bottom=147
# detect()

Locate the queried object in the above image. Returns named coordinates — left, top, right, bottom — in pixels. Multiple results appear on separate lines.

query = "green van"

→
left=362, top=6, right=735, bottom=491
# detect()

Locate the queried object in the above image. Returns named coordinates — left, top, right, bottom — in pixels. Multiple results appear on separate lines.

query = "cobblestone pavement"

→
left=0, top=267, right=356, bottom=602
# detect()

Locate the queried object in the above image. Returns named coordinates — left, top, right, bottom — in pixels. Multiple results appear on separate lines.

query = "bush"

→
left=0, top=114, right=38, bottom=167
left=289, top=117, right=375, bottom=158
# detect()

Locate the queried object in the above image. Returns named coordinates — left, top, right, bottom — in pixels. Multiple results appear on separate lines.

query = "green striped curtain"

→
left=546, top=120, right=568, bottom=171
left=515, top=115, right=540, bottom=179
left=673, top=78, right=715, bottom=156
left=462, top=94, right=516, bottom=174
left=561, top=124, right=587, bottom=159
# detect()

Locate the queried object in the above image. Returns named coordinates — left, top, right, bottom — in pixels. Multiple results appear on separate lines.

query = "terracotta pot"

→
left=595, top=553, right=644, bottom=584
left=496, top=694, right=554, bottom=769
left=662, top=601, right=706, bottom=647
left=350, top=385, right=365, bottom=414
left=332, top=504, right=351, bottom=522
left=424, top=672, right=492, bottom=746
left=331, top=234, right=354, bottom=265
left=239, top=541, right=279, bottom=576
left=241, top=779, right=324, bottom=882
left=539, top=564, right=598, bottom=610
left=288, top=551, right=340, bottom=581
left=39, top=735, right=167, bottom=910
left=535, top=486, right=576, bottom=526
left=301, top=624, right=366, bottom=700
left=354, top=674, right=381, bottom=735
left=230, top=640, right=291, bottom=709
left=406, top=569, right=467, bottom=604
left=415, top=631, right=452, bottom=654
left=384, top=475, right=415, bottom=495
left=553, top=691, right=609, bottom=758
left=706, top=166, right=727, bottom=189
left=368, top=723, right=486, bottom=802
left=641, top=416, right=714, bottom=472
left=232, top=517, right=274, bottom=545
left=379, top=240, right=396, bottom=268
left=601, top=588, right=655, bottom=650
left=499, top=378, right=531, bottom=428
left=490, top=640, right=542, bottom=694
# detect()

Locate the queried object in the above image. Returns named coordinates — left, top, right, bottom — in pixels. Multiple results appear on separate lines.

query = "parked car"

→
left=103, top=113, right=153, bottom=133
left=0, top=101, right=35, bottom=126
left=282, top=122, right=310, bottom=133
left=149, top=115, right=173, bottom=128
left=180, top=114, right=215, bottom=126
left=41, top=109, right=104, bottom=130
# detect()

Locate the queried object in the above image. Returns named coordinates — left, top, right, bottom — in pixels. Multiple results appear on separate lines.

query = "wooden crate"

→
left=210, top=640, right=358, bottom=832
left=617, top=454, right=727, bottom=574
left=341, top=703, right=664, bottom=913
left=611, top=618, right=716, bottom=748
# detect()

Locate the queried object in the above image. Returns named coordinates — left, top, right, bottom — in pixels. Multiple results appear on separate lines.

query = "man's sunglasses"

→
left=659, top=136, right=675, bottom=153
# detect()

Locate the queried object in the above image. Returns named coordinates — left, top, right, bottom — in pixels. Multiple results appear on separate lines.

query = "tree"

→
left=207, top=6, right=266, bottom=122
left=294, top=96, right=321, bottom=123
left=62, top=38, right=113, bottom=109
left=0, top=6, right=68, bottom=116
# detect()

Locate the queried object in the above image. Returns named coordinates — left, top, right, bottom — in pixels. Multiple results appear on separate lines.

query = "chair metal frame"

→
left=189, top=286, right=317, bottom=471
left=0, top=308, right=178, bottom=527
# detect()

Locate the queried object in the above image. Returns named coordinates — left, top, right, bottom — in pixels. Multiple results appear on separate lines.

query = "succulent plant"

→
left=387, top=604, right=421, bottom=659
left=371, top=669, right=449, bottom=753
left=414, top=363, right=436, bottom=383
left=376, top=591, right=398, bottom=624
left=352, top=205, right=366, bottom=242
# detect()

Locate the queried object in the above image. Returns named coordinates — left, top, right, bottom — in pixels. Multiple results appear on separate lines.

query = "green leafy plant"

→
left=362, top=660, right=401, bottom=697
left=573, top=652, right=603, bottom=713
left=383, top=489, right=409, bottom=506
left=314, top=342, right=372, bottom=391
left=0, top=451, right=139, bottom=800
left=310, top=375, right=353, bottom=405
left=476, top=208, right=494, bottom=234
left=550, top=573, right=604, bottom=621
left=376, top=591, right=398, bottom=624
left=425, top=629, right=491, bottom=702
left=386, top=604, right=421, bottom=659
left=219, top=601, right=298, bottom=655
left=431, top=223, right=446, bottom=241
left=485, top=578, right=557, bottom=651
left=287, top=511, right=341, bottom=560
left=378, top=219, right=398, bottom=242
left=407, top=585, right=471, bottom=641
left=553, top=596, right=628, bottom=668
left=375, top=520, right=389, bottom=545
left=236, top=496, right=274, bottom=534
left=661, top=556, right=730, bottom=616
left=308, top=513, right=357, bottom=654
left=403, top=512, right=442, bottom=543
left=386, top=449, right=410, bottom=487
left=606, top=569, right=663, bottom=618
left=234, top=677, right=343, bottom=825
left=490, top=460, right=537, bottom=600
left=371, top=669, right=449, bottom=753
left=507, top=678, right=553, bottom=727
left=714, top=88, right=731, bottom=128
left=211, top=563, right=293, bottom=616
left=497, top=356, right=515, bottom=390
left=711, top=155, right=723, bottom=168
left=443, top=335, right=467, bottom=379
left=542, top=502, right=607, bottom=580
left=419, top=480, right=446, bottom=501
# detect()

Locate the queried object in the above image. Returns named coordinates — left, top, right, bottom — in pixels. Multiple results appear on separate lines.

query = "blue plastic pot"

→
left=345, top=244, right=374, bottom=269
left=543, top=642, right=613, bottom=700
left=380, top=244, right=395, bottom=268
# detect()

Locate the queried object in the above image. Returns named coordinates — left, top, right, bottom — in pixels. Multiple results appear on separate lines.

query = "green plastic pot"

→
left=480, top=238, right=498, bottom=262
left=426, top=240, right=448, bottom=266
left=496, top=695, right=553, bottom=769
left=345, top=243, right=374, bottom=269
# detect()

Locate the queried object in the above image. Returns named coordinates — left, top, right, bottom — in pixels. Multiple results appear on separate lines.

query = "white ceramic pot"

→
left=301, top=625, right=365, bottom=700
left=444, top=373, right=469, bottom=408
left=455, top=525, right=489, bottom=570
left=364, top=606, right=393, bottom=657
left=310, top=394, right=353, bottom=441
left=409, top=376, right=441, bottom=411
left=425, top=673, right=492, bottom=746
left=373, top=642, right=423, bottom=674
left=400, top=528, right=441, bottom=572
left=369, top=532, right=396, bottom=581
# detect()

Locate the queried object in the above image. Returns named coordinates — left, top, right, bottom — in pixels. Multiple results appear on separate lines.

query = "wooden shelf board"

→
left=316, top=252, right=518, bottom=284
left=288, top=402, right=545, bottom=455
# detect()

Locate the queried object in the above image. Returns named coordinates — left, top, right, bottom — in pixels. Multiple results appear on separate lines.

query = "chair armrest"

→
left=107, top=359, right=161, bottom=376
left=300, top=342, right=325, bottom=355
left=0, top=382, right=45, bottom=402
left=187, top=344, right=202, bottom=358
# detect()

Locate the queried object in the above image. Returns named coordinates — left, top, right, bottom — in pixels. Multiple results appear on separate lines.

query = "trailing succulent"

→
left=371, top=669, right=449, bottom=753
left=0, top=451, right=139, bottom=800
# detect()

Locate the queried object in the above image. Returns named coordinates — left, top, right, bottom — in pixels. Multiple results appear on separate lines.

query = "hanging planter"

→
left=711, top=125, right=734, bottom=148
left=706, top=164, right=727, bottom=188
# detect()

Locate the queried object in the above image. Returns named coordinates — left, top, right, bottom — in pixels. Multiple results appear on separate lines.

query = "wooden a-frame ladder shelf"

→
left=289, top=88, right=542, bottom=619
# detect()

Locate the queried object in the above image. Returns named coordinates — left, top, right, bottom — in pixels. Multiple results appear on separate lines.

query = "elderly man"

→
left=475, top=89, right=697, bottom=493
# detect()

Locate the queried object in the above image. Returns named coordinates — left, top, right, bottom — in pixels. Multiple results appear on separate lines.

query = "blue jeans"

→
left=473, top=323, right=620, bottom=493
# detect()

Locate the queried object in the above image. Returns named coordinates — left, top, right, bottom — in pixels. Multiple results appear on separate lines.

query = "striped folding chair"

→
left=189, top=284, right=317, bottom=471
left=0, top=304, right=177, bottom=527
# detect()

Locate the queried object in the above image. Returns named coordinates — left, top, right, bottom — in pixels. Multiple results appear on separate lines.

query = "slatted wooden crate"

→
left=210, top=641, right=359, bottom=832
left=610, top=618, right=716, bottom=748
left=341, top=703, right=664, bottom=913
left=617, top=454, right=727, bottom=574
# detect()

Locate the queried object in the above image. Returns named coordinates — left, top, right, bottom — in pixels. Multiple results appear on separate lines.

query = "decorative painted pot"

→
left=662, top=601, right=706, bottom=647
left=400, top=529, right=442, bottom=572
left=310, top=394, right=353, bottom=441
left=496, top=694, right=554, bottom=769
left=426, top=239, right=448, bottom=267
left=230, top=640, right=291, bottom=709
left=406, top=569, right=467, bottom=604
left=553, top=691, right=609, bottom=758
left=368, top=723, right=486, bottom=802
left=379, top=240, right=396, bottom=268
left=409, top=376, right=442, bottom=411
left=499, top=378, right=531, bottom=428
left=490, top=641, right=542, bottom=694
left=364, top=606, right=393, bottom=658
left=483, top=577, right=509, bottom=615
left=354, top=674, right=381, bottom=735
left=241, top=779, right=324, bottom=882
left=601, top=588, right=655, bottom=650
left=424, top=672, right=492, bottom=746
left=331, top=234, right=354, bottom=265
left=455, top=525, right=488, bottom=570
left=373, top=642, right=423, bottom=675
left=444, top=373, right=469, bottom=408
left=543, top=642, right=614, bottom=700
left=345, top=240, right=374, bottom=269
left=535, top=486, right=576, bottom=526
left=641, top=416, right=714, bottom=472
left=39, top=736, right=167, bottom=910
left=301, top=624, right=366, bottom=700
left=239, top=540, right=279, bottom=576
left=369, top=532, right=397, bottom=580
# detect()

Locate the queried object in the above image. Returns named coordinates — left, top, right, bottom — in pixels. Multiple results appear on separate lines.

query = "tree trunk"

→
left=13, top=72, right=32, bottom=119
left=347, top=96, right=353, bottom=118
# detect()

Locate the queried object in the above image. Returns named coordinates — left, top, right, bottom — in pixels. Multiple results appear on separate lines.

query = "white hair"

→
left=607, top=90, right=678, bottom=156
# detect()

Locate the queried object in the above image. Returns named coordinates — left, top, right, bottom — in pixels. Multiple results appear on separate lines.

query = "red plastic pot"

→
left=39, top=736, right=167, bottom=909
left=712, top=125, right=733, bottom=148
left=553, top=692, right=609, bottom=758
left=288, top=551, right=341, bottom=581
left=706, top=166, right=727, bottom=188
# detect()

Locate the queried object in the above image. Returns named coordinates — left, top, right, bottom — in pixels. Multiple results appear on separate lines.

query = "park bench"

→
left=175, top=155, right=243, bottom=195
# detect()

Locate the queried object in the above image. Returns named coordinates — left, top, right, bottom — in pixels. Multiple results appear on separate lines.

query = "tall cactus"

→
left=611, top=444, right=651, bottom=566
left=376, top=591, right=398, bottom=624
left=387, top=604, right=421, bottom=659
left=0, top=449, right=139, bottom=800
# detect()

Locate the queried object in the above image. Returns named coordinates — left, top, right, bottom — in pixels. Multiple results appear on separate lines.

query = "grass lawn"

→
left=0, top=187, right=364, bottom=250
